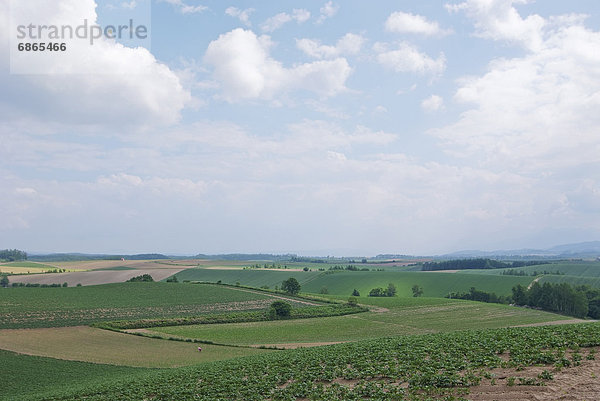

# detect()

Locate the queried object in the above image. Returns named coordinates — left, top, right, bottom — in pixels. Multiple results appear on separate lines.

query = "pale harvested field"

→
left=7, top=268, right=184, bottom=286
left=0, top=326, right=270, bottom=367
left=49, top=259, right=188, bottom=270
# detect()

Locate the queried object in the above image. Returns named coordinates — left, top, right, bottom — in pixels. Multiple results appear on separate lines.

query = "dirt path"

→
left=527, top=275, right=543, bottom=290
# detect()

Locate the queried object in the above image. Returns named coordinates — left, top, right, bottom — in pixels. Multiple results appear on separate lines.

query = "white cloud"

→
left=297, top=33, right=366, bottom=59
left=421, top=95, right=444, bottom=112
left=161, top=0, right=207, bottom=14
left=385, top=11, right=451, bottom=36
left=432, top=12, right=600, bottom=173
left=316, top=1, right=339, bottom=24
left=1, top=0, right=191, bottom=127
left=374, top=42, right=446, bottom=76
left=446, top=0, right=545, bottom=50
left=225, top=7, right=254, bottom=27
left=203, top=29, right=352, bottom=101
left=261, top=9, right=311, bottom=32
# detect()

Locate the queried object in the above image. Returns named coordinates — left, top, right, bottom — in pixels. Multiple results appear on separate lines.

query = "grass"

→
left=0, top=326, right=272, bottom=368
left=175, top=268, right=533, bottom=297
left=540, top=274, right=600, bottom=288
left=174, top=268, right=324, bottom=288
left=462, top=261, right=600, bottom=277
left=0, top=349, right=147, bottom=401
left=301, top=271, right=533, bottom=297
left=149, top=296, right=567, bottom=346
left=0, top=261, right=57, bottom=269
left=0, top=282, right=300, bottom=328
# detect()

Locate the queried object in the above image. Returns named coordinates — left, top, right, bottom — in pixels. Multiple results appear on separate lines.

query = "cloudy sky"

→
left=1, top=0, right=599, bottom=256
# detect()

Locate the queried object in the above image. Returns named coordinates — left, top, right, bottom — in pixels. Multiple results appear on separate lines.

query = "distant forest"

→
left=422, top=258, right=550, bottom=271
left=0, top=249, right=27, bottom=262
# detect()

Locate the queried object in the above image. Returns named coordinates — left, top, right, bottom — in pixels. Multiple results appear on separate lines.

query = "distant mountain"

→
left=442, top=241, right=600, bottom=259
left=29, top=253, right=172, bottom=262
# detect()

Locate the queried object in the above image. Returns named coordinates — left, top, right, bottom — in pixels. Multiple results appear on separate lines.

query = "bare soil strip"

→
left=467, top=347, right=600, bottom=401
left=7, top=268, right=184, bottom=286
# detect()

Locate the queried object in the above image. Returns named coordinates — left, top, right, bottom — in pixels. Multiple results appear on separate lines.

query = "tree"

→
left=411, top=284, right=423, bottom=297
left=269, top=300, right=292, bottom=318
left=511, top=284, right=528, bottom=305
left=369, top=287, right=384, bottom=297
left=126, top=274, right=154, bottom=282
left=0, top=275, right=8, bottom=288
left=386, top=283, right=397, bottom=297
left=319, top=286, right=328, bottom=294
left=352, top=289, right=360, bottom=297
left=281, top=277, right=301, bottom=295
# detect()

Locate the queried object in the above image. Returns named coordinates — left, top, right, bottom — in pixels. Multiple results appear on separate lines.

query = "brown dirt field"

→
left=467, top=347, right=600, bottom=401
left=49, top=259, right=191, bottom=270
left=7, top=268, right=184, bottom=286
left=0, top=326, right=270, bottom=367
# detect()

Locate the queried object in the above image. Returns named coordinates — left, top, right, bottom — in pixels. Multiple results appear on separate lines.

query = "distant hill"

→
left=29, top=253, right=172, bottom=262
left=443, top=241, right=600, bottom=259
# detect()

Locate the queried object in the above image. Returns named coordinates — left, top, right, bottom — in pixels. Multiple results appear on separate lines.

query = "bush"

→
left=352, top=289, right=360, bottom=297
left=126, top=274, right=154, bottom=282
left=268, top=301, right=292, bottom=319
left=347, top=296, right=358, bottom=306
left=0, top=275, right=9, bottom=288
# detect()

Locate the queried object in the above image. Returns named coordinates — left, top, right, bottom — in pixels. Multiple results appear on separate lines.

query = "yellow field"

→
left=0, top=326, right=272, bottom=368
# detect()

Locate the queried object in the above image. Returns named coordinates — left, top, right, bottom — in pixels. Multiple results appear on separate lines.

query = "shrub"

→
left=126, top=274, right=154, bottom=282
left=268, top=301, right=292, bottom=319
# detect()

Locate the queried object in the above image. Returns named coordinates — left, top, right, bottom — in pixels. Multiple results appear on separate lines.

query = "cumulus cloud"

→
left=385, top=11, right=451, bottom=36
left=446, top=0, right=545, bottom=50
left=374, top=42, right=446, bottom=76
left=261, top=9, right=310, bottom=32
left=432, top=9, right=600, bottom=173
left=203, top=29, right=352, bottom=101
left=421, top=95, right=444, bottom=112
left=1, top=0, right=190, bottom=127
left=316, top=1, right=339, bottom=24
left=225, top=7, right=254, bottom=26
left=296, top=33, right=366, bottom=59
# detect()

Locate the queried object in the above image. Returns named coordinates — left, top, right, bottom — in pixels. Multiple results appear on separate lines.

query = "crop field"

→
left=0, top=282, right=309, bottom=328
left=176, top=268, right=533, bottom=297
left=461, top=261, right=600, bottom=277
left=149, top=297, right=568, bottom=347
left=20, top=323, right=600, bottom=401
left=0, top=349, right=147, bottom=401
left=0, top=261, right=71, bottom=274
left=540, top=274, right=600, bottom=288
left=0, top=326, right=271, bottom=367
left=175, top=268, right=325, bottom=288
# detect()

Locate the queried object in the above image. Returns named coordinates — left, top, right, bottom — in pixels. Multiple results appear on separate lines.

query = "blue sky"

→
left=1, top=0, right=600, bottom=255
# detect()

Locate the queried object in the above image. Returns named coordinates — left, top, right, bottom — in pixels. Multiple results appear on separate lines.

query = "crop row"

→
left=28, top=322, right=600, bottom=401
left=96, top=303, right=368, bottom=330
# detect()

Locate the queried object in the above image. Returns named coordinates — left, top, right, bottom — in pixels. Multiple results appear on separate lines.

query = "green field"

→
left=540, top=274, right=600, bottom=288
left=150, top=296, right=566, bottom=346
left=0, top=261, right=57, bottom=269
left=0, top=282, right=307, bottom=328
left=175, top=268, right=533, bottom=297
left=15, top=322, right=600, bottom=401
left=462, top=261, right=600, bottom=277
left=0, top=349, right=147, bottom=401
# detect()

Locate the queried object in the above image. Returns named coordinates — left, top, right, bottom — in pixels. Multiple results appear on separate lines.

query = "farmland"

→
left=150, top=297, right=568, bottom=347
left=177, top=268, right=534, bottom=297
left=2, top=257, right=600, bottom=401
left=14, top=323, right=600, bottom=401
left=0, top=282, right=310, bottom=328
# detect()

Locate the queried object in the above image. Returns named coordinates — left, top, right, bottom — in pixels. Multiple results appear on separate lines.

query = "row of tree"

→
left=447, top=282, right=600, bottom=319
left=0, top=249, right=27, bottom=262
left=512, top=282, right=600, bottom=319
left=368, top=283, right=397, bottom=297
left=422, top=258, right=549, bottom=271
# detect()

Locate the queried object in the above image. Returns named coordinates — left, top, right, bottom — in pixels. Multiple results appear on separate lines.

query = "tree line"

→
left=447, top=282, right=600, bottom=319
left=422, top=258, right=549, bottom=271
left=0, top=249, right=27, bottom=262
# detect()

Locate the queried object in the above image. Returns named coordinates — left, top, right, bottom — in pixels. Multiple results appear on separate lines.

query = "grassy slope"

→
left=175, top=269, right=533, bottom=297
left=461, top=261, right=600, bottom=277
left=0, top=349, right=148, bottom=401
left=0, top=283, right=282, bottom=328
left=0, top=326, right=271, bottom=368
left=151, top=296, right=566, bottom=346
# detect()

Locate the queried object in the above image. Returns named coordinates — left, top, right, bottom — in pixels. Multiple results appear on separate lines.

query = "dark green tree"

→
left=352, top=289, right=360, bottom=297
left=0, top=275, right=9, bottom=288
left=269, top=300, right=292, bottom=318
left=386, top=283, right=397, bottom=297
left=281, top=277, right=301, bottom=295
left=412, top=284, right=423, bottom=297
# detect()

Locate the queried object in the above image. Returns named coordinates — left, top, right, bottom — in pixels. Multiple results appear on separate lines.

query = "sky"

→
left=1, top=0, right=599, bottom=256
